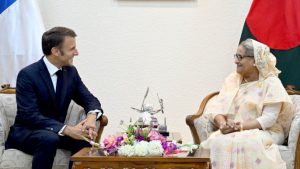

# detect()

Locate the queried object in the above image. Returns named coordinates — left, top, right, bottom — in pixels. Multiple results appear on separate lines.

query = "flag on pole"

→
left=0, top=0, right=44, bottom=87
left=240, top=0, right=300, bottom=90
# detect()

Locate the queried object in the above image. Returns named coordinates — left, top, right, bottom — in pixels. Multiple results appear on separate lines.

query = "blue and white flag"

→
left=0, top=0, right=44, bottom=87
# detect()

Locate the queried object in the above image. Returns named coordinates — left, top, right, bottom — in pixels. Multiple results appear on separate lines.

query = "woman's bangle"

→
left=240, top=123, right=243, bottom=131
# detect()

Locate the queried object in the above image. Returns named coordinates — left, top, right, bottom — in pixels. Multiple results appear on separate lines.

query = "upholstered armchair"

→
left=0, top=88, right=108, bottom=169
left=186, top=90, right=300, bottom=169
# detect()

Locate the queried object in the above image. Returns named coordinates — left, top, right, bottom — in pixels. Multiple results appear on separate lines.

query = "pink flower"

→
left=103, top=135, right=117, bottom=149
left=121, top=133, right=129, bottom=144
left=100, top=125, right=189, bottom=156
left=162, top=142, right=178, bottom=155
left=148, top=130, right=166, bottom=142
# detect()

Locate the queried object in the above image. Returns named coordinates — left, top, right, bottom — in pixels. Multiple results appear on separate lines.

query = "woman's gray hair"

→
left=240, top=39, right=254, bottom=57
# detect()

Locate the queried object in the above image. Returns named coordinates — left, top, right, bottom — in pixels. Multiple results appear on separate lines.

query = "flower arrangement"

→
left=98, top=123, right=198, bottom=157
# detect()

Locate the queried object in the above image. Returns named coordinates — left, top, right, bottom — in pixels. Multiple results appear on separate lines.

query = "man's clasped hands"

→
left=63, top=115, right=98, bottom=141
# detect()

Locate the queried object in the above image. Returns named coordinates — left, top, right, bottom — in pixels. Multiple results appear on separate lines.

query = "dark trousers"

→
left=6, top=129, right=90, bottom=169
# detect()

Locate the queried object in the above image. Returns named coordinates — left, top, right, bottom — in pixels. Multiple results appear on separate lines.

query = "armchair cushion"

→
left=0, top=94, right=16, bottom=143
left=194, top=96, right=218, bottom=142
left=279, top=95, right=300, bottom=169
left=279, top=145, right=295, bottom=169
left=288, top=95, right=300, bottom=153
left=187, top=92, right=300, bottom=169
left=0, top=109, right=8, bottom=147
left=194, top=115, right=215, bottom=143
left=65, top=100, right=86, bottom=126
left=0, top=93, right=107, bottom=169
left=0, top=149, right=70, bottom=169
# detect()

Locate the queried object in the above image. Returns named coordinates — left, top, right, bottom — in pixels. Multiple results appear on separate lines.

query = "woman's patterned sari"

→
left=201, top=39, right=294, bottom=169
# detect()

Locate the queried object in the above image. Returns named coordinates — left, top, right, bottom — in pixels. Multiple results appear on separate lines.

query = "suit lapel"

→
left=38, top=58, right=56, bottom=102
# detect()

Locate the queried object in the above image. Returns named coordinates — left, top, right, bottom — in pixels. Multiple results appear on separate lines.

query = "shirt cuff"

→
left=88, top=109, right=103, bottom=120
left=58, top=125, right=67, bottom=136
left=256, top=118, right=266, bottom=130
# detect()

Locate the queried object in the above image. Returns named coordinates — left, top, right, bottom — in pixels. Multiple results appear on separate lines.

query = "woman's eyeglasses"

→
left=234, top=54, right=253, bottom=61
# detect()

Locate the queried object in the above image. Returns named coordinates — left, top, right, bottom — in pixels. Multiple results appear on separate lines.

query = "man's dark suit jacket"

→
left=6, top=57, right=102, bottom=147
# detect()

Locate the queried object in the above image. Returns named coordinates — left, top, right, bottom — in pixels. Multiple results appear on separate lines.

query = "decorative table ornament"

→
left=131, top=87, right=169, bottom=136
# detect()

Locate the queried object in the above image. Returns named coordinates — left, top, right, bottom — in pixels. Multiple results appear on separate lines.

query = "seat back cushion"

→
left=0, top=94, right=96, bottom=143
left=0, top=94, right=17, bottom=142
left=194, top=95, right=218, bottom=142
left=288, top=95, right=300, bottom=151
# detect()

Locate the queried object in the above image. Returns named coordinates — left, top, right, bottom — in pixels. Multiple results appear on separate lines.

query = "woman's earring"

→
left=253, top=63, right=256, bottom=67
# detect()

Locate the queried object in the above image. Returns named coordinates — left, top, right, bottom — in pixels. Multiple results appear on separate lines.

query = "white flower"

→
left=134, top=141, right=149, bottom=156
left=179, top=146, right=191, bottom=152
left=147, top=140, right=163, bottom=156
left=118, top=145, right=135, bottom=157
left=190, top=144, right=199, bottom=149
left=179, top=143, right=199, bottom=152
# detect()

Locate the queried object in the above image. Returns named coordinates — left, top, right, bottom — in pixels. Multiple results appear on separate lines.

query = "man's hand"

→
left=83, top=114, right=98, bottom=140
left=63, top=119, right=88, bottom=140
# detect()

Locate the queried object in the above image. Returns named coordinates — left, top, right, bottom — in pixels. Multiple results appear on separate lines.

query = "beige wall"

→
left=36, top=0, right=252, bottom=143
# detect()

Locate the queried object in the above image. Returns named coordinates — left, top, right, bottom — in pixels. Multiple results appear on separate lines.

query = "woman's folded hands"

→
left=220, top=120, right=242, bottom=134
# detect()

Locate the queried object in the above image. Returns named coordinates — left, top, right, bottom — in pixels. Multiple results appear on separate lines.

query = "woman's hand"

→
left=220, top=120, right=242, bottom=134
left=220, top=122, right=236, bottom=134
left=214, top=115, right=242, bottom=134
left=227, top=119, right=241, bottom=131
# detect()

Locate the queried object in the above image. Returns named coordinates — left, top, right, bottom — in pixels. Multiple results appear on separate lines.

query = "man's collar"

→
left=43, top=56, right=60, bottom=76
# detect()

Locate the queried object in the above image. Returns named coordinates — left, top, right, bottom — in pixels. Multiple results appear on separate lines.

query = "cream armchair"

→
left=186, top=90, right=300, bottom=169
left=0, top=89, right=108, bottom=169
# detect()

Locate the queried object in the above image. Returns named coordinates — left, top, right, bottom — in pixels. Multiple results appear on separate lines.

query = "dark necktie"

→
left=55, top=69, right=63, bottom=102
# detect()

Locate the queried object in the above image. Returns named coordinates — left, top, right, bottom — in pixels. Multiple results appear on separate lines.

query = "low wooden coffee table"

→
left=71, top=147, right=210, bottom=169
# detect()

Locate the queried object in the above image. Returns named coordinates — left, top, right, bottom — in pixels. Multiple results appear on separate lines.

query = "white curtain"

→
left=0, top=0, right=44, bottom=87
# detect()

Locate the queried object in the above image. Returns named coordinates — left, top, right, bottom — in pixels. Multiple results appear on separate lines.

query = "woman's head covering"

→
left=252, top=39, right=281, bottom=79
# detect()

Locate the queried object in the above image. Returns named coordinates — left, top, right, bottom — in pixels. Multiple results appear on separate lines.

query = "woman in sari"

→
left=201, top=39, right=294, bottom=169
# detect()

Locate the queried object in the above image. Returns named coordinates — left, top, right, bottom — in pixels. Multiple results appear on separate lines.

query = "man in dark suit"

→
left=5, top=27, right=103, bottom=169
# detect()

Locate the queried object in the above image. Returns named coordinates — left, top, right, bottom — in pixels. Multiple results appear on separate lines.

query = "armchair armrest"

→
left=95, top=115, right=108, bottom=143
left=0, top=84, right=16, bottom=94
left=186, top=92, right=219, bottom=144
left=0, top=89, right=15, bottom=94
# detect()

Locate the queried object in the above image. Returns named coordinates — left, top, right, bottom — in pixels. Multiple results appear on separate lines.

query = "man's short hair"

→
left=42, top=27, right=77, bottom=55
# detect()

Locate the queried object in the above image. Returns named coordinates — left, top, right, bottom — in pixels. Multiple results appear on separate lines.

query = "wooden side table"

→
left=71, top=147, right=210, bottom=169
